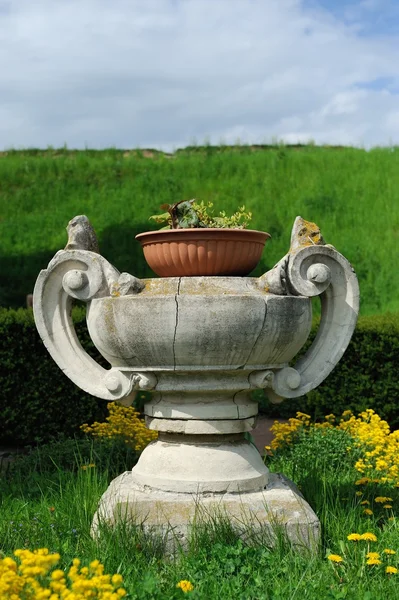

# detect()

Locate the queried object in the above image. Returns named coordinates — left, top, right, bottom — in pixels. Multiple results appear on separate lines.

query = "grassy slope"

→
left=0, top=145, right=398, bottom=313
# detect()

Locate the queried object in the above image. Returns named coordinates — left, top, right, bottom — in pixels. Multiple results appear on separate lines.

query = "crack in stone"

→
left=244, top=298, right=267, bottom=367
left=232, top=391, right=242, bottom=419
left=172, top=278, right=181, bottom=371
left=148, top=414, right=258, bottom=422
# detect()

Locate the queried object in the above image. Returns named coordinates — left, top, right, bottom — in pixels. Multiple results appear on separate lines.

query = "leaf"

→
left=148, top=213, right=170, bottom=223
left=164, top=200, right=201, bottom=228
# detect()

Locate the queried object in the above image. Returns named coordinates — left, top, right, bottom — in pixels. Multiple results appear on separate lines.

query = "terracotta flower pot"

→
left=135, top=228, right=270, bottom=277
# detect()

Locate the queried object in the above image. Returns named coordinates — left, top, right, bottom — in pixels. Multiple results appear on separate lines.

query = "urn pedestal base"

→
left=91, top=471, right=320, bottom=554
left=130, top=435, right=269, bottom=494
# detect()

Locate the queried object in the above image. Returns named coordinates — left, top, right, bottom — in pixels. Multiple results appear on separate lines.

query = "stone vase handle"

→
left=33, top=249, right=153, bottom=403
left=265, top=244, right=359, bottom=401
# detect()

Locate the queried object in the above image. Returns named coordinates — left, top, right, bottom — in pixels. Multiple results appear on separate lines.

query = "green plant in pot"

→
left=135, top=199, right=270, bottom=277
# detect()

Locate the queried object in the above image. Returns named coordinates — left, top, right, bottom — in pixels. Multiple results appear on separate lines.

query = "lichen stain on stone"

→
left=102, top=297, right=118, bottom=337
left=114, top=500, right=196, bottom=524
left=140, top=278, right=180, bottom=297
left=180, top=277, right=263, bottom=297
left=289, top=218, right=324, bottom=253
left=109, top=276, right=270, bottom=298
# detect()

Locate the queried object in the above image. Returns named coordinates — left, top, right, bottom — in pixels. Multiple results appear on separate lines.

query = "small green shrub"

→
left=268, top=425, right=361, bottom=480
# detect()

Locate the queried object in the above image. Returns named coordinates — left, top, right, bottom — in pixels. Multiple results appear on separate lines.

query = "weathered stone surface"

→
left=64, top=215, right=99, bottom=253
left=89, top=294, right=178, bottom=368
left=269, top=244, right=360, bottom=399
left=92, top=471, right=320, bottom=554
left=87, top=279, right=312, bottom=371
left=131, top=435, right=269, bottom=493
left=145, top=392, right=258, bottom=420
left=145, top=416, right=256, bottom=435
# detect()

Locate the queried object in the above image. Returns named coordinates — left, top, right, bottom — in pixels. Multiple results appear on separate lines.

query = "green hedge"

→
left=257, top=313, right=399, bottom=427
left=1, top=309, right=398, bottom=446
left=0, top=307, right=108, bottom=446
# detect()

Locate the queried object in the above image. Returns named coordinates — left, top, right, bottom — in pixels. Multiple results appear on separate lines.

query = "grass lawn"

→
left=1, top=419, right=399, bottom=600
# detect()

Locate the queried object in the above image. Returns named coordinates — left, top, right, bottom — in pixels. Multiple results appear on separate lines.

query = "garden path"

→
left=252, top=416, right=288, bottom=455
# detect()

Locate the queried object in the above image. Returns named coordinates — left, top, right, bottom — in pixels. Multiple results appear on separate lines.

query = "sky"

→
left=0, top=0, right=399, bottom=151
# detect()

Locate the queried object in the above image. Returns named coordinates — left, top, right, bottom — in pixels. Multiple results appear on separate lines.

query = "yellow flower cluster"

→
left=0, top=548, right=126, bottom=599
left=270, top=412, right=312, bottom=450
left=337, top=409, right=399, bottom=483
left=347, top=532, right=377, bottom=542
left=270, top=409, right=399, bottom=484
left=81, top=402, right=157, bottom=452
left=328, top=533, right=398, bottom=574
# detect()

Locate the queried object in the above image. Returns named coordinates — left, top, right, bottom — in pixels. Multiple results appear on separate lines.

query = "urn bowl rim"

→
left=135, top=227, right=270, bottom=244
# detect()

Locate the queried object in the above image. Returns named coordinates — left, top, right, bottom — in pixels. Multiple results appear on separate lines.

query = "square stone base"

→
left=92, top=472, right=320, bottom=554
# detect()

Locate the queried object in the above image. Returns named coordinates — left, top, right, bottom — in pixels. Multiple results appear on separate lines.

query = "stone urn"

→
left=33, top=215, right=359, bottom=551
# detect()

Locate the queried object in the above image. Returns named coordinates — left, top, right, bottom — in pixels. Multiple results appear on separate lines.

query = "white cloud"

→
left=0, top=0, right=398, bottom=149
left=320, top=90, right=367, bottom=117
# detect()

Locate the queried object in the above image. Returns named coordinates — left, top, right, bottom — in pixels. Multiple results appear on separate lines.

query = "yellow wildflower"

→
left=383, top=504, right=393, bottom=509
left=383, top=549, right=396, bottom=555
left=386, top=566, right=398, bottom=574
left=347, top=533, right=361, bottom=541
left=325, top=414, right=336, bottom=422
left=360, top=533, right=377, bottom=542
left=342, top=410, right=353, bottom=419
left=176, top=579, right=194, bottom=593
left=366, top=552, right=380, bottom=560
left=327, top=554, right=343, bottom=563
left=360, top=500, right=370, bottom=505
left=51, top=570, right=65, bottom=581
left=367, top=557, right=382, bottom=565
left=363, top=508, right=373, bottom=516
left=296, top=412, right=311, bottom=420
left=375, top=497, right=393, bottom=503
